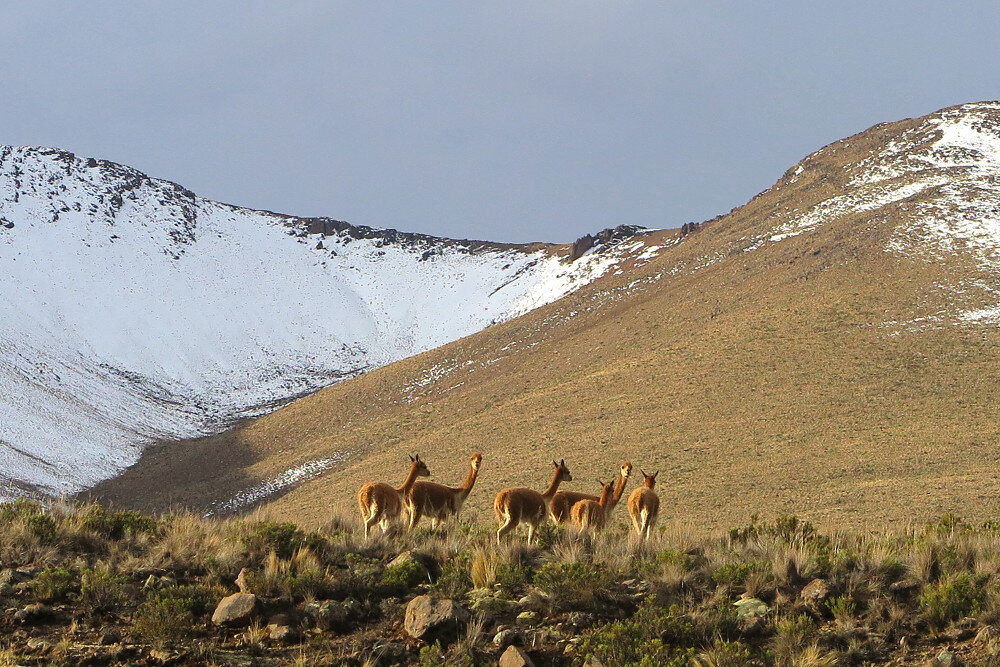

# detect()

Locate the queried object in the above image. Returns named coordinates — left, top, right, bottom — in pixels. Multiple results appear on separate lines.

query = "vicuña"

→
left=356, top=454, right=429, bottom=539
left=549, top=460, right=632, bottom=524
left=406, top=452, right=483, bottom=530
left=627, top=469, right=660, bottom=541
left=569, top=478, right=615, bottom=535
left=494, top=459, right=573, bottom=544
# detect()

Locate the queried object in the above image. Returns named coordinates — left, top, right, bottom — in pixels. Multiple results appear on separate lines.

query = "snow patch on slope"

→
left=0, top=146, right=658, bottom=498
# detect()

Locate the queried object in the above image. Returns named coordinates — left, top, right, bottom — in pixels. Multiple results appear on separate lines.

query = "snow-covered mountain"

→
left=0, top=146, right=653, bottom=498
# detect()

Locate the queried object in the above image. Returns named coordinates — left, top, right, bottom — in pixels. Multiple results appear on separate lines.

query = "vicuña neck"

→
left=599, top=485, right=613, bottom=509
left=541, top=469, right=564, bottom=500
left=396, top=462, right=421, bottom=494
left=609, top=473, right=629, bottom=510
left=458, top=463, right=480, bottom=501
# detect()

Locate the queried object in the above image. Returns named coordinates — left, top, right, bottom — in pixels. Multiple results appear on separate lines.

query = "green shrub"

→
left=331, top=554, right=381, bottom=600
left=80, top=505, right=157, bottom=540
left=79, top=567, right=127, bottom=613
left=431, top=557, right=472, bottom=598
left=33, top=567, right=76, bottom=602
left=0, top=499, right=43, bottom=522
left=579, top=601, right=697, bottom=666
left=729, top=514, right=826, bottom=547
left=827, top=594, right=858, bottom=622
left=711, top=560, right=767, bottom=587
left=534, top=561, right=613, bottom=611
left=494, top=562, right=532, bottom=597
left=771, top=614, right=819, bottom=663
left=24, top=513, right=57, bottom=543
left=152, top=584, right=226, bottom=617
left=695, top=638, right=753, bottom=666
left=920, top=573, right=988, bottom=628
left=380, top=560, right=427, bottom=596
left=133, top=597, right=195, bottom=645
left=240, top=521, right=305, bottom=559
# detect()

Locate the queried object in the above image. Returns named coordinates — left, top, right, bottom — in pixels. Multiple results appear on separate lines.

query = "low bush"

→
left=79, top=567, right=127, bottom=613
left=920, top=573, right=988, bottom=629
left=80, top=505, right=157, bottom=540
left=578, top=601, right=697, bottom=666
left=534, top=561, right=613, bottom=610
left=133, top=597, right=196, bottom=645
left=380, top=559, right=427, bottom=596
left=33, top=567, right=76, bottom=602
left=240, top=520, right=305, bottom=559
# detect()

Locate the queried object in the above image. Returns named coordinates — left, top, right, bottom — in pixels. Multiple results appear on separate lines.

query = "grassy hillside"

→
left=91, top=102, right=1000, bottom=532
left=4, top=500, right=1000, bottom=665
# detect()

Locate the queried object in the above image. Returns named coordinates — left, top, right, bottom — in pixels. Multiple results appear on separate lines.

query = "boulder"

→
left=500, top=645, right=535, bottom=667
left=404, top=595, right=468, bottom=640
left=733, top=597, right=768, bottom=619
left=304, top=598, right=361, bottom=630
left=267, top=623, right=295, bottom=642
left=516, top=610, right=539, bottom=626
left=800, top=578, right=830, bottom=604
left=929, top=650, right=956, bottom=666
left=14, top=602, right=52, bottom=624
left=493, top=628, right=520, bottom=648
left=211, top=593, right=259, bottom=627
left=566, top=612, right=596, bottom=629
left=98, top=629, right=121, bottom=645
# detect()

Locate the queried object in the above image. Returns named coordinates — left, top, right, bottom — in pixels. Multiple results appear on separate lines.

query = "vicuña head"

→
left=628, top=468, right=660, bottom=541
left=357, top=454, right=430, bottom=539
left=569, top=478, right=615, bottom=534
left=494, top=459, right=572, bottom=544
left=407, top=452, right=484, bottom=530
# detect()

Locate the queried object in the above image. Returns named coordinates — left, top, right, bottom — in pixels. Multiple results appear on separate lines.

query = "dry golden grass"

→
left=91, top=106, right=1000, bottom=534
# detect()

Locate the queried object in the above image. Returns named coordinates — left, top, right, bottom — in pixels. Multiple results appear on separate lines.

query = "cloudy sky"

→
left=2, top=3, right=998, bottom=242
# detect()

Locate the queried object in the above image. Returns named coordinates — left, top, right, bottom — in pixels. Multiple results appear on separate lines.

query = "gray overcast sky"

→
left=2, top=3, right=998, bottom=243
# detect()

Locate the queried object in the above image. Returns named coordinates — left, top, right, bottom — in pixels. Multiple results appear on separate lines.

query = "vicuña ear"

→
left=409, top=455, right=415, bottom=461
left=652, top=471, right=659, bottom=479
left=560, top=459, right=565, bottom=466
left=552, top=460, right=558, bottom=467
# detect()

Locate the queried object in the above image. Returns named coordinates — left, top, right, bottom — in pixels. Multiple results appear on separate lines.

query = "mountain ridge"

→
left=87, top=101, right=1000, bottom=528
left=0, top=145, right=660, bottom=498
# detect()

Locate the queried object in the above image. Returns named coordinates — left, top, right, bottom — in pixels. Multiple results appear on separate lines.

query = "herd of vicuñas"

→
left=357, top=454, right=661, bottom=543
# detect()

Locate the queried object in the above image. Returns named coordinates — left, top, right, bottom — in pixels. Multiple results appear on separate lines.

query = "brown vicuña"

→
left=406, top=452, right=483, bottom=530
left=569, top=479, right=615, bottom=534
left=550, top=460, right=632, bottom=524
left=356, top=454, right=429, bottom=538
left=494, top=459, right=572, bottom=544
left=627, top=469, right=659, bottom=540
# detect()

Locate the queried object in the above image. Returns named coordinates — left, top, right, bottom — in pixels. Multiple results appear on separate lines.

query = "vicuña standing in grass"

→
left=357, top=454, right=429, bottom=538
left=628, top=469, right=659, bottom=541
left=549, top=460, right=632, bottom=524
left=406, top=452, right=483, bottom=530
left=569, top=479, right=615, bottom=535
left=494, top=459, right=573, bottom=544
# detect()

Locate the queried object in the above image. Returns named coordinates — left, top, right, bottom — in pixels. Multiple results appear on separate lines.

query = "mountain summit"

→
left=0, top=146, right=658, bottom=498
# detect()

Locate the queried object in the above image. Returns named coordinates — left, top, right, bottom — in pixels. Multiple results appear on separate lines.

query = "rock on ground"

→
left=404, top=595, right=469, bottom=640
left=211, top=593, right=259, bottom=627
left=499, top=645, right=535, bottom=667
